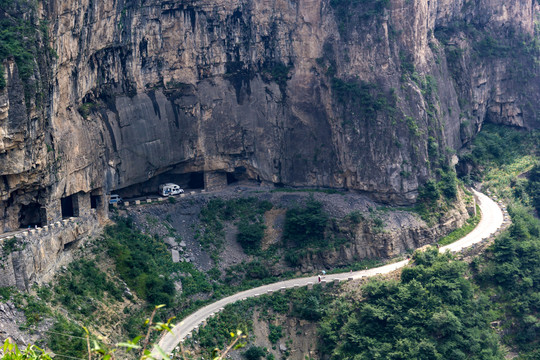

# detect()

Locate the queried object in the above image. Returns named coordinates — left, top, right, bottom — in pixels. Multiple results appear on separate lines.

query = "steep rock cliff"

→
left=0, top=0, right=538, bottom=232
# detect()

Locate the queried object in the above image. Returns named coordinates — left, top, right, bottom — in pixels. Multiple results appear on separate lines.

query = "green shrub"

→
left=237, top=221, right=266, bottom=254
left=292, top=294, right=324, bottom=321
left=47, top=316, right=86, bottom=359
left=104, top=219, right=178, bottom=306
left=244, top=261, right=270, bottom=280
left=244, top=346, right=267, bottom=360
left=476, top=204, right=540, bottom=352
left=283, top=198, right=328, bottom=248
left=77, top=102, right=97, bottom=119
left=330, top=0, right=390, bottom=37
left=0, top=287, right=13, bottom=300
left=198, top=198, right=272, bottom=257
left=284, top=251, right=303, bottom=267
left=268, top=324, right=283, bottom=344
left=319, top=249, right=502, bottom=359
left=527, top=164, right=540, bottom=213
left=419, top=180, right=440, bottom=202
left=1, top=237, right=19, bottom=255
left=262, top=62, right=291, bottom=88
left=11, top=292, right=51, bottom=327
left=53, top=259, right=123, bottom=316
left=0, top=67, right=5, bottom=89
left=439, top=170, right=458, bottom=200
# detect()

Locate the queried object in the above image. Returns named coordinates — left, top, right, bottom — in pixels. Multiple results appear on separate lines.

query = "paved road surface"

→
left=153, top=189, right=504, bottom=357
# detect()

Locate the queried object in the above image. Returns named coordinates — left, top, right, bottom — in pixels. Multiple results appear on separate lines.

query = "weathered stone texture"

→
left=0, top=0, right=538, bottom=231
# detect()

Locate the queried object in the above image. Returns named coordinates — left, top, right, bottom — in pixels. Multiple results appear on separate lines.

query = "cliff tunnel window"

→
left=19, top=203, right=45, bottom=228
left=91, top=195, right=100, bottom=209
left=188, top=172, right=204, bottom=189
left=61, top=195, right=75, bottom=218
left=227, top=172, right=238, bottom=185
left=227, top=167, right=248, bottom=185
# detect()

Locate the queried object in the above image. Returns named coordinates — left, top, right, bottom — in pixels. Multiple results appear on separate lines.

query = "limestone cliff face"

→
left=0, top=0, right=538, bottom=231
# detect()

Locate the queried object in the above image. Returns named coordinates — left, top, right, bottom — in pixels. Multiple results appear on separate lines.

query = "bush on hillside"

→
left=283, top=198, right=328, bottom=247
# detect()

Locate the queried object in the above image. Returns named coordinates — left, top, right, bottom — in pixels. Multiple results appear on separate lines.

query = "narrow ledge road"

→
left=153, top=189, right=505, bottom=357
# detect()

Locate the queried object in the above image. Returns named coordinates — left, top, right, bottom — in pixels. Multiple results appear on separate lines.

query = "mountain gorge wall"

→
left=0, top=0, right=538, bottom=233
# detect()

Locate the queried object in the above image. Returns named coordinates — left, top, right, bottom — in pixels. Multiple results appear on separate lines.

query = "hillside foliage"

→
left=319, top=248, right=503, bottom=360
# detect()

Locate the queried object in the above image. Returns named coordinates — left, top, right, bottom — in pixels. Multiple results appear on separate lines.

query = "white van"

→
left=159, top=183, right=184, bottom=196
left=109, top=194, right=122, bottom=204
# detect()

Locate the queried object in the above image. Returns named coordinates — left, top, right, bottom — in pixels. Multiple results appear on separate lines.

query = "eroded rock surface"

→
left=1, top=0, right=538, bottom=235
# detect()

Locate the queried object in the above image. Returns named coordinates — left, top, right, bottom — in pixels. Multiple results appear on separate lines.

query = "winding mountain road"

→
left=153, top=189, right=505, bottom=357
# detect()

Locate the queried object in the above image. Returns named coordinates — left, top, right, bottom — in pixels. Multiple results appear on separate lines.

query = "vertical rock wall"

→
left=0, top=0, right=538, bottom=232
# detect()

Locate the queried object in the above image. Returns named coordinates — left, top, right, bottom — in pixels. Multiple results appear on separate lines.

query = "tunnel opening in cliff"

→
left=188, top=172, right=204, bottom=189
left=114, top=171, right=206, bottom=199
left=90, top=194, right=101, bottom=209
left=226, top=166, right=252, bottom=185
left=19, top=203, right=45, bottom=228
left=61, top=195, right=75, bottom=218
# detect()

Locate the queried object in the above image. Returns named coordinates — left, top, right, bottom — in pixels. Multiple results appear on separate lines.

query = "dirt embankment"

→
left=124, top=182, right=471, bottom=276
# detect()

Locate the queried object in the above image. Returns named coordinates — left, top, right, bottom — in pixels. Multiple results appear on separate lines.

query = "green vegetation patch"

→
left=10, top=291, right=51, bottom=328
left=461, top=123, right=540, bottom=358
left=47, top=315, right=87, bottom=359
left=52, top=259, right=124, bottom=318
left=460, top=124, right=539, bottom=200
left=438, top=204, right=481, bottom=246
left=0, top=1, right=37, bottom=82
left=243, top=346, right=268, bottom=360
left=319, top=248, right=503, bottom=359
left=77, top=101, right=99, bottom=119
left=412, top=167, right=460, bottom=225
left=474, top=204, right=540, bottom=355
left=283, top=198, right=328, bottom=248
left=331, top=78, right=396, bottom=122
left=330, top=0, right=390, bottom=36
left=268, top=323, right=282, bottom=344
left=188, top=286, right=333, bottom=358
left=198, top=197, right=272, bottom=257
left=261, top=62, right=291, bottom=89
left=1, top=236, right=22, bottom=256
left=104, top=219, right=177, bottom=306
left=0, top=0, right=52, bottom=104
left=527, top=164, right=540, bottom=214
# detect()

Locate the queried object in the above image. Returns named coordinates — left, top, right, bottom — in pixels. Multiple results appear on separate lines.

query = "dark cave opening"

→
left=61, top=195, right=75, bottom=218
left=90, top=195, right=100, bottom=209
left=19, top=203, right=45, bottom=228
left=227, top=172, right=238, bottom=185
left=188, top=172, right=204, bottom=189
